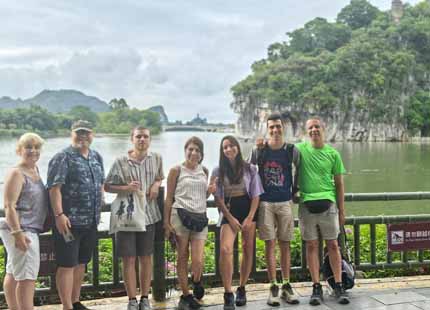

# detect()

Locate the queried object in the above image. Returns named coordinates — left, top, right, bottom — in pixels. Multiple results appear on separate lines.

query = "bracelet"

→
left=10, top=229, right=23, bottom=235
left=55, top=212, right=64, bottom=217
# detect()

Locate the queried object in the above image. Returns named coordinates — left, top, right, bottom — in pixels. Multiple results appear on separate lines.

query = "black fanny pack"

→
left=177, top=208, right=208, bottom=232
left=304, top=199, right=332, bottom=214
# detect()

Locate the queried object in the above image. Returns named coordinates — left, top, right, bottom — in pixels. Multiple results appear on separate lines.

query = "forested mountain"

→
left=0, top=89, right=110, bottom=112
left=231, top=0, right=430, bottom=141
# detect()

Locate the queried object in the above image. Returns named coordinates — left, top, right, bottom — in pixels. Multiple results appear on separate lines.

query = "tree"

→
left=68, top=105, right=98, bottom=125
left=337, top=0, right=380, bottom=30
left=287, top=18, right=351, bottom=53
left=108, top=98, right=129, bottom=110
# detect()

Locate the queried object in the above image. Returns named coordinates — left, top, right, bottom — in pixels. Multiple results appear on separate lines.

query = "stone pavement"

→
left=36, top=275, right=430, bottom=310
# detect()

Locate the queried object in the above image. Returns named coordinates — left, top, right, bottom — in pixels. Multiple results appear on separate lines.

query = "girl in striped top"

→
left=164, top=136, right=216, bottom=310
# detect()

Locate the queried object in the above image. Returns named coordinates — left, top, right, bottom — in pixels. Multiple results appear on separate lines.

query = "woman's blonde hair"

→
left=16, top=132, right=45, bottom=154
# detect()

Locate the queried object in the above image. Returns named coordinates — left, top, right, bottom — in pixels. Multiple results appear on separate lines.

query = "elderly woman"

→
left=0, top=133, right=48, bottom=310
left=164, top=136, right=216, bottom=310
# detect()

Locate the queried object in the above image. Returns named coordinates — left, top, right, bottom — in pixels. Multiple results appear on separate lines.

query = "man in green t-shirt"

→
left=296, top=118, right=349, bottom=306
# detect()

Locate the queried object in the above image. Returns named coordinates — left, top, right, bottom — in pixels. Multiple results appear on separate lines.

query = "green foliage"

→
left=231, top=1, right=430, bottom=136
left=406, top=91, right=430, bottom=136
left=288, top=18, right=352, bottom=53
left=68, top=105, right=99, bottom=124
left=96, top=109, right=162, bottom=134
left=337, top=0, right=380, bottom=30
left=0, top=100, right=162, bottom=136
left=108, top=98, right=129, bottom=110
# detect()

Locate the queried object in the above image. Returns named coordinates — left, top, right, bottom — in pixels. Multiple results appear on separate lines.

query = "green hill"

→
left=0, top=89, right=110, bottom=113
left=231, top=0, right=430, bottom=141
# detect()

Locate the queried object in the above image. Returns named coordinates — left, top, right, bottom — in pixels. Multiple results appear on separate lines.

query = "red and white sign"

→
left=387, top=222, right=430, bottom=251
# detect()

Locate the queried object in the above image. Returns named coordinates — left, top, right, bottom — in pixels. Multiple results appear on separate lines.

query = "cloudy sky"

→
left=0, top=0, right=422, bottom=122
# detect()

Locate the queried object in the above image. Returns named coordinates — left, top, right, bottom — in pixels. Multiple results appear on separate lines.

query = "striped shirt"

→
left=105, top=151, right=164, bottom=225
left=173, top=164, right=207, bottom=214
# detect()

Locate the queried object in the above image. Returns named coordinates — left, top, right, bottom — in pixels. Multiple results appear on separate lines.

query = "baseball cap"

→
left=71, top=120, right=93, bottom=132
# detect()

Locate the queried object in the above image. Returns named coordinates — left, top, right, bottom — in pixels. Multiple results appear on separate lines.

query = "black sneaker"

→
left=73, top=302, right=92, bottom=310
left=192, top=277, right=205, bottom=300
left=235, top=286, right=247, bottom=306
left=224, top=292, right=235, bottom=310
left=334, top=283, right=350, bottom=305
left=178, top=294, right=201, bottom=310
left=309, top=283, right=323, bottom=306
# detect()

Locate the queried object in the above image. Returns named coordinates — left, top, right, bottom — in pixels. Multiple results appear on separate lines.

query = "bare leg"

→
left=190, top=238, right=205, bottom=283
left=139, top=256, right=152, bottom=296
left=326, top=239, right=342, bottom=283
left=122, top=256, right=137, bottom=298
left=219, top=224, right=238, bottom=292
left=176, top=235, right=190, bottom=295
left=306, top=240, right=320, bottom=283
left=56, top=267, right=74, bottom=310
left=279, top=240, right=291, bottom=281
left=71, top=264, right=86, bottom=304
left=4, top=273, right=18, bottom=310
left=240, top=223, right=256, bottom=287
left=265, top=239, right=277, bottom=282
left=16, top=279, right=35, bottom=310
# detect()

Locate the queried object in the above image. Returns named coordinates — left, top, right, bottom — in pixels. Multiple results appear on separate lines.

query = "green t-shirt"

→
left=296, top=141, right=346, bottom=203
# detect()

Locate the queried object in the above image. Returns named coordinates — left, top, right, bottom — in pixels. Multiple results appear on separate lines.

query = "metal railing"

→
left=0, top=190, right=429, bottom=306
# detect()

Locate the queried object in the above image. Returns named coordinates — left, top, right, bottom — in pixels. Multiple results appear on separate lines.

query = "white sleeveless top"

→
left=172, top=164, right=207, bottom=213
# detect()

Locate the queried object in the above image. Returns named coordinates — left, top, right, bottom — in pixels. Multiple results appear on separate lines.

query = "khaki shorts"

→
left=0, top=229, right=40, bottom=281
left=257, top=201, right=295, bottom=241
left=171, top=208, right=208, bottom=240
left=115, top=224, right=155, bottom=257
left=298, top=203, right=340, bottom=241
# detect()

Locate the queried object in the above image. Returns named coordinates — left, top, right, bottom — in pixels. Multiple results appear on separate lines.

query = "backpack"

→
left=321, top=228, right=355, bottom=290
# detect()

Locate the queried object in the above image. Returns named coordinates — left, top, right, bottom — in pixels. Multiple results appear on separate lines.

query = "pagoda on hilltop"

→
left=391, top=0, right=403, bottom=24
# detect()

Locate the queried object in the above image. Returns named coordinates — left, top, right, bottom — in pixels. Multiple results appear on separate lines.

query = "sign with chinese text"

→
left=39, top=237, right=56, bottom=276
left=387, top=222, right=430, bottom=251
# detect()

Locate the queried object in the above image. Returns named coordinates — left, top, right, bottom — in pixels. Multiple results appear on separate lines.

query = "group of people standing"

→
left=0, top=112, right=349, bottom=310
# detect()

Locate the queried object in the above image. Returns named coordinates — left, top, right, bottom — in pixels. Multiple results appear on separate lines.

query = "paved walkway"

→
left=36, top=275, right=430, bottom=310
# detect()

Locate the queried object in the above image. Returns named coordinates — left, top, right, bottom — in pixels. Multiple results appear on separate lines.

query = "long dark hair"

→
left=219, top=135, right=248, bottom=184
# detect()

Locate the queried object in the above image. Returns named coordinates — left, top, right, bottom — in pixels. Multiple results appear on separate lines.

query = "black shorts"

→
left=115, top=224, right=156, bottom=257
left=221, top=195, right=258, bottom=225
left=53, top=224, right=98, bottom=268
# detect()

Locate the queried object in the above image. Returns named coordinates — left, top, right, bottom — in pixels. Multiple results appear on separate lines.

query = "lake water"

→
left=1, top=131, right=429, bottom=229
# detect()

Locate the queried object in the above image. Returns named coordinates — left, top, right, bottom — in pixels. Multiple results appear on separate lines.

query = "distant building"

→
left=186, top=114, right=208, bottom=126
left=391, top=0, right=403, bottom=24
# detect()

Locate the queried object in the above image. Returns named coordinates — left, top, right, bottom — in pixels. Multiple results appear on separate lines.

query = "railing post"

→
left=152, top=187, right=166, bottom=301
left=215, top=228, right=221, bottom=278
left=353, top=224, right=361, bottom=266
left=301, top=239, right=307, bottom=274
left=370, top=224, right=377, bottom=265
left=92, top=238, right=100, bottom=288
left=112, top=235, right=120, bottom=286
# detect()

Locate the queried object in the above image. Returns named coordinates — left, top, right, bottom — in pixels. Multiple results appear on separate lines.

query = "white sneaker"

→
left=281, top=283, right=299, bottom=304
left=139, top=298, right=151, bottom=310
left=127, top=299, right=139, bottom=310
left=267, top=284, right=280, bottom=307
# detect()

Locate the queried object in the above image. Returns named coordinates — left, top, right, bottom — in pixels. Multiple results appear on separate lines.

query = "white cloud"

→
left=0, top=0, right=423, bottom=122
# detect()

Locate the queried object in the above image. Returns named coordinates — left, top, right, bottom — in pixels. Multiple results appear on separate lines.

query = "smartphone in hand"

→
left=63, top=230, right=75, bottom=243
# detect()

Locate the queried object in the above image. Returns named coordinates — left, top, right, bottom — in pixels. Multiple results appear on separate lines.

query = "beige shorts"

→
left=298, top=203, right=340, bottom=241
left=257, top=201, right=295, bottom=241
left=0, top=229, right=40, bottom=281
left=171, top=208, right=208, bottom=240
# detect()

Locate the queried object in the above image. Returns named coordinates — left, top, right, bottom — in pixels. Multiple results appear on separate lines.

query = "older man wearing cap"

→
left=47, top=120, right=105, bottom=310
